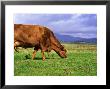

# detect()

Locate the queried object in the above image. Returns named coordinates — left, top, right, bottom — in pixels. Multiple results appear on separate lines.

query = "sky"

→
left=14, top=14, right=97, bottom=38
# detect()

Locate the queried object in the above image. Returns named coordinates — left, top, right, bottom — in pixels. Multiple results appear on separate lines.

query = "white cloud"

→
left=14, top=14, right=97, bottom=38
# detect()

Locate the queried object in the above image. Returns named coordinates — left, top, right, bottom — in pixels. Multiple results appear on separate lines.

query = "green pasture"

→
left=14, top=43, right=97, bottom=76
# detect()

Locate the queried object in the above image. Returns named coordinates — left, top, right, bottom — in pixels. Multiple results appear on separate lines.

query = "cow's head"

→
left=59, top=45, right=67, bottom=58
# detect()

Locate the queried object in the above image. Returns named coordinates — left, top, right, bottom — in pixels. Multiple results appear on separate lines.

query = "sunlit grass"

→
left=14, top=43, right=97, bottom=76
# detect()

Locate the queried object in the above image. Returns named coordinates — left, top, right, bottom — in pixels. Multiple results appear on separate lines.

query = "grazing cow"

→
left=14, top=24, right=67, bottom=60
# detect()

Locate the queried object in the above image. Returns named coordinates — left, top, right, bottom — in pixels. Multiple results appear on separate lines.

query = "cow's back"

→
left=14, top=24, right=47, bottom=46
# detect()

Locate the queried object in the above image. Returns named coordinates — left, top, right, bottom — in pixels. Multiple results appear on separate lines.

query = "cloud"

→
left=48, top=14, right=97, bottom=38
left=14, top=14, right=73, bottom=25
left=14, top=14, right=51, bottom=25
left=14, top=14, right=97, bottom=38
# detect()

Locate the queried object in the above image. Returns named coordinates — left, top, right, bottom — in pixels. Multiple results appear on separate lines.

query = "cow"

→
left=14, top=24, right=67, bottom=60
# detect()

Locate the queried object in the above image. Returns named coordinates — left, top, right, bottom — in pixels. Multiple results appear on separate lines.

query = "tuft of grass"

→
left=14, top=43, right=97, bottom=76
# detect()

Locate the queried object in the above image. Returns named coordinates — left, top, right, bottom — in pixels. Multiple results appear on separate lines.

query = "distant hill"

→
left=54, top=33, right=97, bottom=44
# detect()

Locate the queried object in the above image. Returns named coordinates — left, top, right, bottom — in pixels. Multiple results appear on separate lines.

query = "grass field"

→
left=14, top=43, right=97, bottom=76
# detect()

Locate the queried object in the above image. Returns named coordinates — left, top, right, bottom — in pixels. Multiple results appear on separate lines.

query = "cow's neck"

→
left=51, top=44, right=62, bottom=56
left=50, top=31, right=63, bottom=50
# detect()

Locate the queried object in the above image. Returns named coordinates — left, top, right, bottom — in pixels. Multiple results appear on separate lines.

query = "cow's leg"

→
left=47, top=52, right=50, bottom=57
left=41, top=50, right=45, bottom=61
left=32, top=50, right=37, bottom=60
left=47, top=47, right=51, bottom=59
left=47, top=51, right=51, bottom=59
left=47, top=49, right=51, bottom=58
left=40, top=43, right=46, bottom=61
left=32, top=47, right=39, bottom=60
left=14, top=42, right=20, bottom=52
left=14, top=47, right=19, bottom=52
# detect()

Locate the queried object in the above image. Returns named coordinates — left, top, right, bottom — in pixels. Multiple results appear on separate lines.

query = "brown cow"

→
left=14, top=24, right=67, bottom=60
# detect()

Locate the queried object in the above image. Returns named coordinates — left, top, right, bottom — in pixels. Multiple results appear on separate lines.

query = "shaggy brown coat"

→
left=14, top=24, right=67, bottom=60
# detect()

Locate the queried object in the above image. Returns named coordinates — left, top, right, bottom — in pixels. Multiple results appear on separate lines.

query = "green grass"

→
left=14, top=43, right=97, bottom=76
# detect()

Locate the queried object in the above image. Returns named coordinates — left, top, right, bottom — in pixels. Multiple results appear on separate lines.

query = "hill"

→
left=54, top=33, right=97, bottom=43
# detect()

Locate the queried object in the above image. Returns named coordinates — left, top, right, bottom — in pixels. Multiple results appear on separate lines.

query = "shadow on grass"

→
left=24, top=54, right=61, bottom=60
left=24, top=56, right=60, bottom=60
left=34, top=57, right=59, bottom=60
